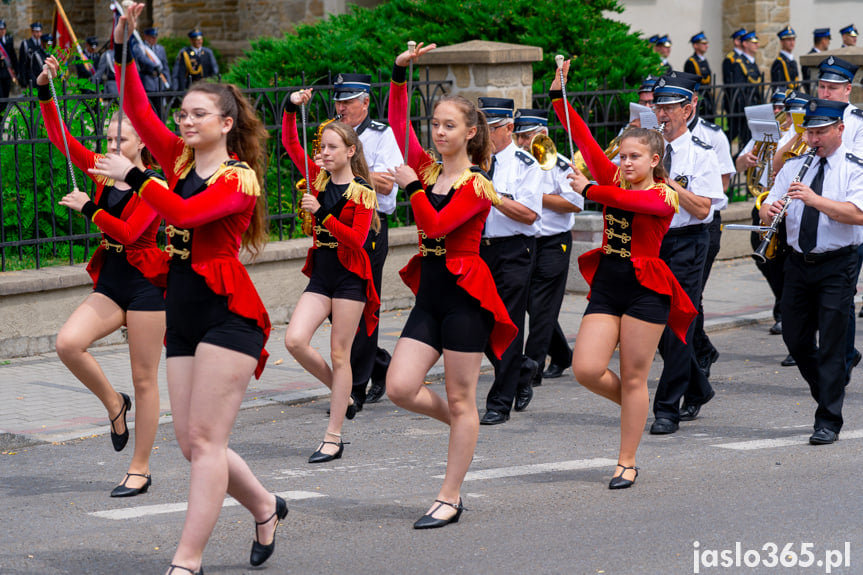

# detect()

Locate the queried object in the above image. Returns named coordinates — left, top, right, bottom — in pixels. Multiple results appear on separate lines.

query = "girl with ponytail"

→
left=90, top=5, right=284, bottom=574
left=281, top=90, right=380, bottom=465
left=385, top=42, right=516, bottom=529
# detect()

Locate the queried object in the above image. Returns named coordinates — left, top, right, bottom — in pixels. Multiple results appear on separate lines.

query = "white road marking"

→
left=714, top=429, right=863, bottom=450
left=441, top=458, right=617, bottom=481
left=89, top=490, right=326, bottom=521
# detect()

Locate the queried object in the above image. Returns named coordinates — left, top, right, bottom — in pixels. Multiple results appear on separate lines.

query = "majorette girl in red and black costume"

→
left=89, top=5, right=285, bottom=574
left=38, top=55, right=165, bottom=499
left=281, top=91, right=380, bottom=464
left=550, top=60, right=697, bottom=490
left=386, top=43, right=517, bottom=529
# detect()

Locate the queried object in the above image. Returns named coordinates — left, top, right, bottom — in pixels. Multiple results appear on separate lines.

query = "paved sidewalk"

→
left=0, top=257, right=848, bottom=449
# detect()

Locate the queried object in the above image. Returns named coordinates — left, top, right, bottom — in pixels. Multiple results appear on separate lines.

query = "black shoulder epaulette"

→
left=556, top=156, right=570, bottom=171
left=785, top=153, right=807, bottom=163
left=469, top=165, right=491, bottom=179
left=699, top=117, right=721, bottom=131
left=846, top=153, right=863, bottom=167
left=225, top=159, right=252, bottom=170
left=514, top=149, right=535, bottom=166
left=143, top=169, right=167, bottom=182
left=368, top=120, right=387, bottom=132
left=850, top=107, right=863, bottom=119
left=691, top=135, right=713, bottom=150
left=353, top=175, right=374, bottom=189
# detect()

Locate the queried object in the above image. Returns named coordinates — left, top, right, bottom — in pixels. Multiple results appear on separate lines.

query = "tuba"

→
left=529, top=133, right=558, bottom=170
left=295, top=116, right=341, bottom=236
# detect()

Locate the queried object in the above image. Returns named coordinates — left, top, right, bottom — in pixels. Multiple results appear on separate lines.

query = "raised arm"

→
left=281, top=94, right=321, bottom=184
left=550, top=94, right=618, bottom=186
left=388, top=64, right=435, bottom=181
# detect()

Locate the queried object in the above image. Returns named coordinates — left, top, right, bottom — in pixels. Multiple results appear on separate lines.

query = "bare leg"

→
left=571, top=314, right=623, bottom=404
left=284, top=292, right=334, bottom=387
left=122, top=309, right=165, bottom=488
left=615, top=315, right=665, bottom=481
left=386, top=338, right=445, bottom=422
left=55, top=293, right=129, bottom=435
left=167, top=345, right=274, bottom=571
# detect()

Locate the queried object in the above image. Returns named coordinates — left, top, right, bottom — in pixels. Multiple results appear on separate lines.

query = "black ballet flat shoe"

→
left=166, top=564, right=203, bottom=575
left=366, top=380, right=386, bottom=404
left=308, top=440, right=345, bottom=463
left=413, top=498, right=467, bottom=529
left=346, top=401, right=358, bottom=420
left=110, top=472, right=151, bottom=498
left=608, top=464, right=639, bottom=490
left=250, top=495, right=289, bottom=567
left=110, top=392, right=132, bottom=452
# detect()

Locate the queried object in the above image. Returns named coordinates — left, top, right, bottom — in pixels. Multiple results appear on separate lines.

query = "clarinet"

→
left=752, top=146, right=819, bottom=264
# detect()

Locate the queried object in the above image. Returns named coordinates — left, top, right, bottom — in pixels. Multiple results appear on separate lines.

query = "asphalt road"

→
left=2, top=321, right=862, bottom=575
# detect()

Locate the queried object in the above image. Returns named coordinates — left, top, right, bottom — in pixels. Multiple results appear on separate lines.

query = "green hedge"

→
left=225, top=0, right=662, bottom=91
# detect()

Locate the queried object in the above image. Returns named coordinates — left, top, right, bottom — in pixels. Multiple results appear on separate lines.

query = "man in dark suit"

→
left=771, top=26, right=799, bottom=90
left=0, top=20, right=18, bottom=111
left=76, top=36, right=99, bottom=82
left=173, top=28, right=218, bottom=91
left=723, top=28, right=747, bottom=144
left=684, top=32, right=713, bottom=115
left=138, top=27, right=170, bottom=92
left=18, top=22, right=46, bottom=88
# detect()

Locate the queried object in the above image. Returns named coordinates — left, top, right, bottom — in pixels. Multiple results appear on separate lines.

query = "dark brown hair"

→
left=432, top=95, right=493, bottom=172
left=619, top=127, right=668, bottom=184
left=186, top=82, right=269, bottom=256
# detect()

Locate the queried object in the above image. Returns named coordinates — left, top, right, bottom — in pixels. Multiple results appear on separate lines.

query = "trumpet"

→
left=752, top=146, right=818, bottom=264
left=296, top=115, right=342, bottom=236
left=529, top=133, right=558, bottom=171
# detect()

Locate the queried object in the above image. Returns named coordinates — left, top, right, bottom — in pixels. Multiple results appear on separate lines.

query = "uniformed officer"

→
left=771, top=26, right=800, bottom=90
left=840, top=24, right=858, bottom=48
left=637, top=75, right=658, bottom=109
left=814, top=56, right=863, bottom=381
left=649, top=74, right=725, bottom=434
left=173, top=28, right=218, bottom=91
left=477, top=97, right=543, bottom=425
left=95, top=49, right=118, bottom=95
left=731, top=31, right=764, bottom=145
left=809, top=28, right=831, bottom=54
left=759, top=98, right=863, bottom=445
left=75, top=36, right=99, bottom=82
left=511, top=109, right=583, bottom=410
left=137, top=27, right=170, bottom=92
left=0, top=20, right=18, bottom=111
left=327, top=73, right=402, bottom=408
left=723, top=28, right=747, bottom=145
left=18, top=22, right=46, bottom=88
left=677, top=71, right=735, bottom=380
left=722, top=28, right=747, bottom=84
left=656, top=35, right=673, bottom=73
left=684, top=32, right=713, bottom=116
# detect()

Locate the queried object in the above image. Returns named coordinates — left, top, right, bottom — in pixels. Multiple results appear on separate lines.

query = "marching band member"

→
left=512, top=109, right=582, bottom=408
left=282, top=90, right=380, bottom=463
left=386, top=42, right=516, bottom=528
left=550, top=60, right=696, bottom=488
left=759, top=98, right=863, bottom=445
left=91, top=6, right=282, bottom=573
left=38, top=56, right=165, bottom=498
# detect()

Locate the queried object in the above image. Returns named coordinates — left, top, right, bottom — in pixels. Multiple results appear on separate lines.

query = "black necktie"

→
left=664, top=144, right=673, bottom=175
left=798, top=157, right=827, bottom=254
left=488, top=155, right=497, bottom=179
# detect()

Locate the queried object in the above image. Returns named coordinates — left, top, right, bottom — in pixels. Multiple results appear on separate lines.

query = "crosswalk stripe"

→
left=89, top=490, right=326, bottom=521
left=440, top=458, right=617, bottom=481
left=713, top=429, right=863, bottom=450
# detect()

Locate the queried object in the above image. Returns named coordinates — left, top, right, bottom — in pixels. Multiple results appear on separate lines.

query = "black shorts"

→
left=304, top=248, right=367, bottom=302
left=401, top=257, right=494, bottom=353
left=585, top=256, right=670, bottom=325
left=94, top=252, right=165, bottom=312
left=164, top=264, right=264, bottom=360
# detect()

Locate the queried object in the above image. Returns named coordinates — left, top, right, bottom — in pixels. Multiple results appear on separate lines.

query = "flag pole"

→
left=53, top=0, right=93, bottom=74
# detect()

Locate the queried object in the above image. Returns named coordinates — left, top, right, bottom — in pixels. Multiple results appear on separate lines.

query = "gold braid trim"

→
left=657, top=183, right=679, bottom=212
left=343, top=179, right=378, bottom=211
left=313, top=170, right=330, bottom=192
left=420, top=161, right=442, bottom=185
left=206, top=161, right=261, bottom=197
left=455, top=168, right=501, bottom=205
left=174, top=145, right=194, bottom=179
left=92, top=153, right=115, bottom=187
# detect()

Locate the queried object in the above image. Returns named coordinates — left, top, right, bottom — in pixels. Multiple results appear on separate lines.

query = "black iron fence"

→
left=0, top=72, right=807, bottom=271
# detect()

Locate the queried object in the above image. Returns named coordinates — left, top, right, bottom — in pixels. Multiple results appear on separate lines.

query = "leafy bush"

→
left=226, top=0, right=661, bottom=91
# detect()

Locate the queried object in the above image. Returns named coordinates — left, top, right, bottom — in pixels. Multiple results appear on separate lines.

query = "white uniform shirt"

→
left=356, top=117, right=402, bottom=215
left=841, top=104, right=863, bottom=156
left=485, top=142, right=544, bottom=238
left=690, top=116, right=735, bottom=211
left=665, top=129, right=725, bottom=228
left=539, top=153, right=583, bottom=236
left=765, top=143, right=863, bottom=253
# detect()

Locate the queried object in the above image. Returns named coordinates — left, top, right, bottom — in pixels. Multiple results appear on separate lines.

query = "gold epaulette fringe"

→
left=174, top=145, right=194, bottom=179
left=92, top=154, right=115, bottom=187
left=455, top=168, right=501, bottom=205
left=313, top=169, right=330, bottom=192
left=420, top=161, right=442, bottom=185
left=206, top=160, right=261, bottom=197
left=343, top=178, right=378, bottom=211
left=657, top=183, right=679, bottom=212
